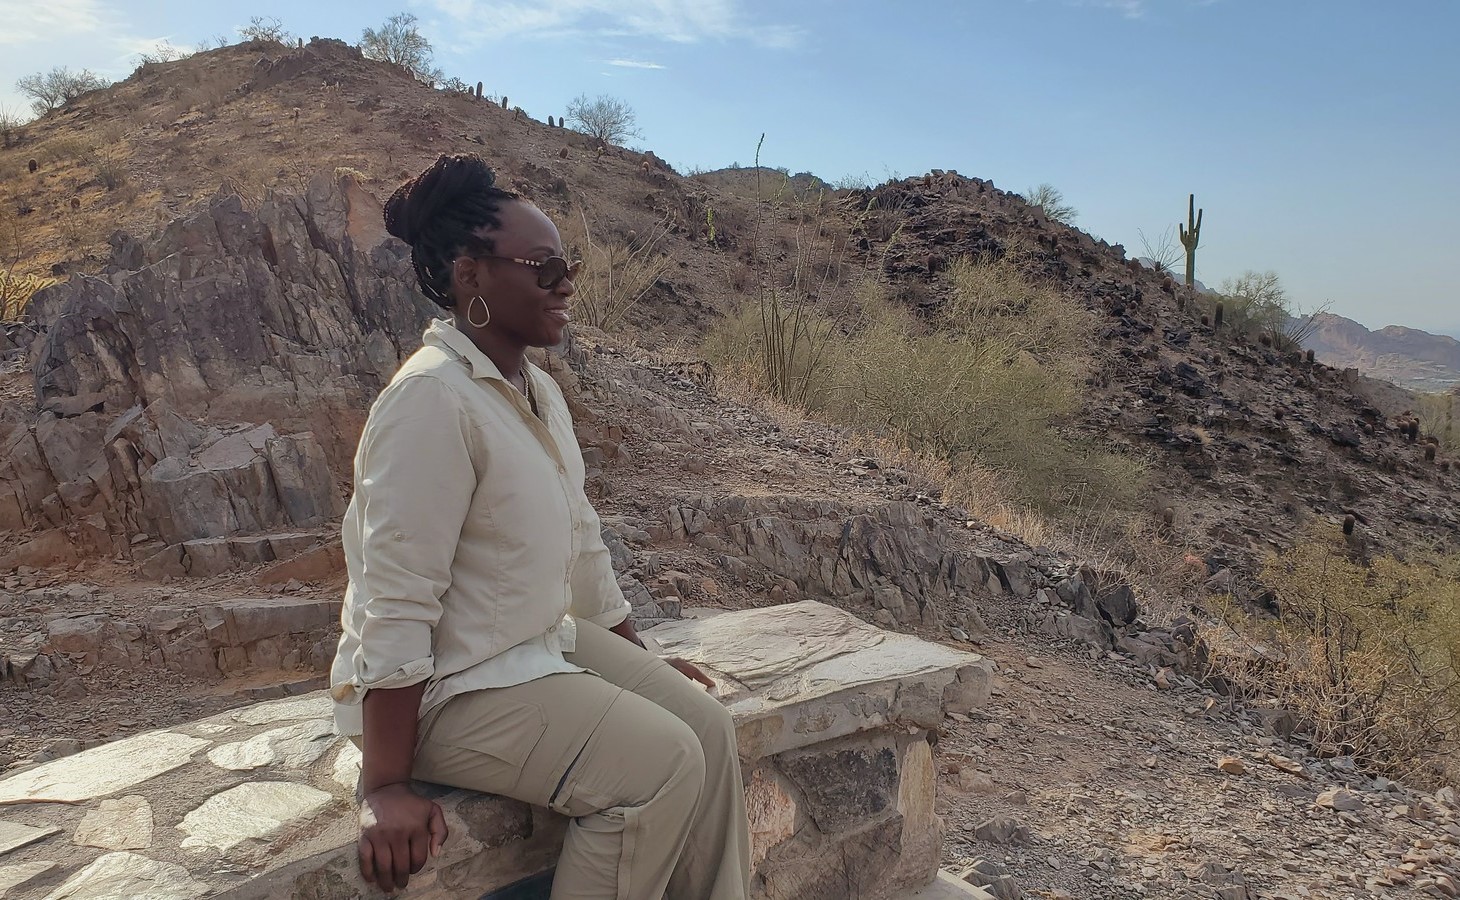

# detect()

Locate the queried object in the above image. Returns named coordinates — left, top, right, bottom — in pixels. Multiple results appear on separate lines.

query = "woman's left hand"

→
left=667, top=657, right=715, bottom=689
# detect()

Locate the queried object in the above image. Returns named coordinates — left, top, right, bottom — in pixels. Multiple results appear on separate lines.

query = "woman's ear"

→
left=453, top=256, right=486, bottom=296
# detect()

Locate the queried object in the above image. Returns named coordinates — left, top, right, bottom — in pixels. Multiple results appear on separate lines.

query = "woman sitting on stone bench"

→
left=329, top=153, right=751, bottom=899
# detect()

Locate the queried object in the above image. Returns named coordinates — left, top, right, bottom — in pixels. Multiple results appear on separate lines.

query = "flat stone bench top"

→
left=0, top=600, right=991, bottom=899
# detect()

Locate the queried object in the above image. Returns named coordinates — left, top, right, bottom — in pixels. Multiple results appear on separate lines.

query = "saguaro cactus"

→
left=1179, top=193, right=1202, bottom=287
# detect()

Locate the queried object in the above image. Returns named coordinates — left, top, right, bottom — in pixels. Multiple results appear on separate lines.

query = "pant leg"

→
left=566, top=620, right=751, bottom=900
left=412, top=673, right=706, bottom=900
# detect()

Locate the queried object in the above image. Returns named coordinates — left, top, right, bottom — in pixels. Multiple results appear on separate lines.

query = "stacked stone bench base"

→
left=0, top=600, right=993, bottom=899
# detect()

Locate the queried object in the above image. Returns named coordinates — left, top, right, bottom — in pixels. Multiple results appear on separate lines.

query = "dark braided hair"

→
left=383, top=154, right=519, bottom=309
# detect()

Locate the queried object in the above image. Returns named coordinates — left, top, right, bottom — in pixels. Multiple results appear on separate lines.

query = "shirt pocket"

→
left=417, top=696, right=549, bottom=796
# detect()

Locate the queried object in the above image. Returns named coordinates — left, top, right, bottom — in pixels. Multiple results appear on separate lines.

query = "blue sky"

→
left=3, top=0, right=1457, bottom=335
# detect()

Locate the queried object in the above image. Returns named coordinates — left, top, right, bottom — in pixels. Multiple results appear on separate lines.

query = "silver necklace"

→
left=521, top=366, right=539, bottom=418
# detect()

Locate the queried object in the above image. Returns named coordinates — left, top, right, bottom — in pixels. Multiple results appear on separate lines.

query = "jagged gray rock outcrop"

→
left=0, top=173, right=436, bottom=569
left=666, top=494, right=1036, bottom=629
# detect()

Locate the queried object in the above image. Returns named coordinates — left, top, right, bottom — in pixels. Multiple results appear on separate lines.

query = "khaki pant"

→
left=413, top=620, right=751, bottom=900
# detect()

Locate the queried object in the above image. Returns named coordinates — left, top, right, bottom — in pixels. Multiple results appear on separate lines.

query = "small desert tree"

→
left=566, top=94, right=642, bottom=146
left=1219, top=270, right=1288, bottom=332
left=360, top=13, right=443, bottom=84
left=1025, top=183, right=1077, bottom=225
left=238, top=16, right=293, bottom=44
left=16, top=67, right=108, bottom=116
left=0, top=105, right=23, bottom=149
left=136, top=40, right=190, bottom=65
left=1219, top=269, right=1328, bottom=352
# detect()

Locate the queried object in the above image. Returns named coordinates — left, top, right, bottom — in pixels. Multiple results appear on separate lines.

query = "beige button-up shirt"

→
left=330, top=319, right=631, bottom=736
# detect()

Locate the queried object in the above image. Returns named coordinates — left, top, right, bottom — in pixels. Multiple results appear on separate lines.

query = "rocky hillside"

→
left=1306, top=312, right=1460, bottom=393
left=831, top=176, right=1459, bottom=572
left=0, top=37, right=1455, bottom=586
left=3, top=36, right=1460, bottom=900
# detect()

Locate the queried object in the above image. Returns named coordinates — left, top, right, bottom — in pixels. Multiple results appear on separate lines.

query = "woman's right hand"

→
left=358, top=782, right=449, bottom=892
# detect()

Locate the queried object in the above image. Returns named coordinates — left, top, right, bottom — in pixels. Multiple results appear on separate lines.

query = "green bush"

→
left=708, top=249, right=1147, bottom=514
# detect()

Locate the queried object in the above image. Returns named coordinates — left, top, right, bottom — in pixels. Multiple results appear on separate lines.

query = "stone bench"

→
left=0, top=601, right=993, bottom=899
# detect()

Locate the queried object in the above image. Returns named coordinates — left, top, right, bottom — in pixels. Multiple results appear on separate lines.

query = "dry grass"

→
left=1417, top=390, right=1459, bottom=453
left=559, top=207, right=672, bottom=333
left=1202, top=526, right=1460, bottom=786
left=0, top=211, right=57, bottom=320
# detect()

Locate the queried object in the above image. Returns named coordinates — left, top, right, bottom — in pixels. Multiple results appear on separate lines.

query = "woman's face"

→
left=458, top=200, right=575, bottom=348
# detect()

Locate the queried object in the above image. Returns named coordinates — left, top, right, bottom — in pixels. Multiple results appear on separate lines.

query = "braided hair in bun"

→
left=384, top=154, right=519, bottom=308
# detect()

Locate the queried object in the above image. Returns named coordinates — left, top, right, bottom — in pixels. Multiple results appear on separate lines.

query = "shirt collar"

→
left=424, top=318, right=509, bottom=383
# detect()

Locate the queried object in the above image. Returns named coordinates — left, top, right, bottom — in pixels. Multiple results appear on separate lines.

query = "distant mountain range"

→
left=1304, top=312, right=1460, bottom=393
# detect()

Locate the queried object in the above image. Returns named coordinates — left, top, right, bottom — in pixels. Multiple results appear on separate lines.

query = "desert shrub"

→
left=705, top=289, right=841, bottom=409
left=0, top=213, right=56, bottom=319
left=0, top=272, right=55, bottom=319
left=828, top=255, right=1144, bottom=512
left=719, top=143, right=860, bottom=408
left=1416, top=391, right=1459, bottom=453
left=136, top=40, right=191, bottom=66
left=1024, top=183, right=1077, bottom=225
left=0, top=105, right=23, bottom=148
left=559, top=211, right=672, bottom=333
left=708, top=230, right=1146, bottom=514
left=360, top=13, right=443, bottom=84
left=93, top=146, right=127, bottom=191
left=16, top=67, right=108, bottom=116
left=1207, top=527, right=1460, bottom=784
left=35, top=136, right=95, bottom=165
left=239, top=16, right=293, bottom=44
left=705, top=135, right=1142, bottom=515
left=1215, top=270, right=1327, bottom=352
left=1137, top=226, right=1182, bottom=276
left=565, top=94, right=642, bottom=146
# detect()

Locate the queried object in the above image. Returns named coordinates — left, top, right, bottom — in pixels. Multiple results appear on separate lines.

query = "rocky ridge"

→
left=1, top=36, right=1454, bottom=578
left=1306, top=312, right=1460, bottom=393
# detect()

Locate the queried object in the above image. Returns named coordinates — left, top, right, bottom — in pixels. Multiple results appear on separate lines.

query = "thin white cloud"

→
left=1077, top=0, right=1147, bottom=19
left=430, top=0, right=802, bottom=49
left=1068, top=0, right=1222, bottom=18
left=0, top=0, right=108, bottom=45
left=606, top=58, right=666, bottom=69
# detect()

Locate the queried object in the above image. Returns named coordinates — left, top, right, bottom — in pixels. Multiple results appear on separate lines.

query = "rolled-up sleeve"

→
left=348, top=375, right=478, bottom=696
left=569, top=493, right=631, bottom=628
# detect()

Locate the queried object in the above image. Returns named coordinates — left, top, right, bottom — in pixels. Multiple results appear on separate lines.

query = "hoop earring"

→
left=465, top=295, right=491, bottom=329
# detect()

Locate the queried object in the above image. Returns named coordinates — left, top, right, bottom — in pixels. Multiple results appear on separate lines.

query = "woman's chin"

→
left=535, top=322, right=569, bottom=347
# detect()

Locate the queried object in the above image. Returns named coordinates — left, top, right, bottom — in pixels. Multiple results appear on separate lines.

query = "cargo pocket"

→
left=416, top=697, right=549, bottom=797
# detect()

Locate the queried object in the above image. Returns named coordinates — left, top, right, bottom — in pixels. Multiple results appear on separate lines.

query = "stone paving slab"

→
left=896, top=870, right=998, bottom=900
left=0, top=824, right=59, bottom=857
left=0, top=600, right=991, bottom=898
left=645, top=601, right=995, bottom=759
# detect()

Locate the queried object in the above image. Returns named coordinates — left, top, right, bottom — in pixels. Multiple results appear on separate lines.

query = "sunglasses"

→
left=478, top=255, right=583, bottom=290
